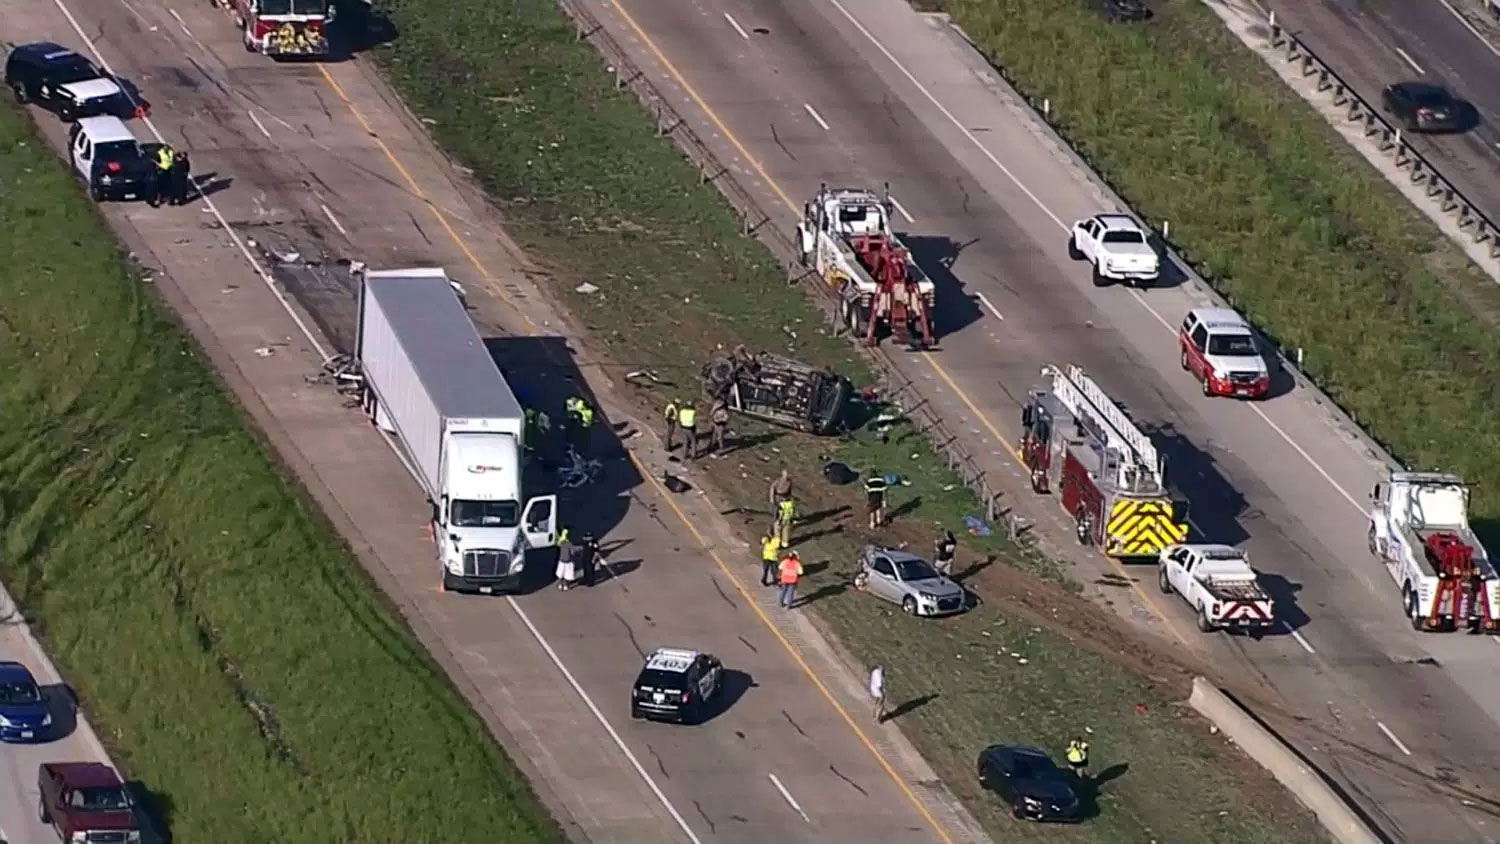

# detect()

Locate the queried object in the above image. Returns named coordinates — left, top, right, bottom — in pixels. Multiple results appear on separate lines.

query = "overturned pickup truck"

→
left=702, top=348, right=852, bottom=436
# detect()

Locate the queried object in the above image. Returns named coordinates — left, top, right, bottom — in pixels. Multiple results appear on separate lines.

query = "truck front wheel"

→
left=1067, top=236, right=1083, bottom=260
left=1197, top=606, right=1215, bottom=633
left=1157, top=566, right=1172, bottom=594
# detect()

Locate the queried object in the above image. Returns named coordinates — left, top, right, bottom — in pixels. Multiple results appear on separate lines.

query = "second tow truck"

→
left=1021, top=364, right=1189, bottom=558
left=797, top=184, right=937, bottom=350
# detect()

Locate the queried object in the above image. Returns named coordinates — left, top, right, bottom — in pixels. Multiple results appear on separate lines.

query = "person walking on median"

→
left=663, top=399, right=680, bottom=451
left=709, top=398, right=730, bottom=456
left=865, top=472, right=889, bottom=529
left=934, top=529, right=957, bottom=576
left=677, top=402, right=698, bottom=460
left=775, top=495, right=797, bottom=546
left=869, top=665, right=886, bottom=722
left=778, top=549, right=803, bottom=609
left=1065, top=737, right=1090, bottom=779
left=760, top=533, right=782, bottom=587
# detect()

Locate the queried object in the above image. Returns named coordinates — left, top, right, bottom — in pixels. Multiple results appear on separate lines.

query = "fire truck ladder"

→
left=1424, top=532, right=1493, bottom=630
left=1046, top=364, right=1163, bottom=481
left=1044, top=364, right=1186, bottom=555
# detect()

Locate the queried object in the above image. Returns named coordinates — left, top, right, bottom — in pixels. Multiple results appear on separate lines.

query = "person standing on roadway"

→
left=148, top=143, right=174, bottom=208
left=775, top=495, right=797, bottom=546
left=663, top=399, right=680, bottom=451
left=1065, top=737, right=1090, bottom=779
left=169, top=149, right=192, bottom=206
left=865, top=472, right=888, bottom=529
left=869, top=665, right=886, bottom=722
left=934, top=529, right=957, bottom=576
left=556, top=529, right=578, bottom=591
left=778, top=549, right=803, bottom=609
left=577, top=530, right=605, bottom=587
left=709, top=398, right=730, bottom=456
left=760, top=533, right=781, bottom=587
left=565, top=396, right=594, bottom=455
left=676, top=402, right=698, bottom=460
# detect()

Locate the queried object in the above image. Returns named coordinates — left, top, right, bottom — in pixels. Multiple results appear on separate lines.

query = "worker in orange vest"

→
left=778, top=549, right=804, bottom=609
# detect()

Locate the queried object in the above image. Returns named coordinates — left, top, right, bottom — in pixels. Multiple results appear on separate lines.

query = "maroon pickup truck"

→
left=37, top=761, right=142, bottom=843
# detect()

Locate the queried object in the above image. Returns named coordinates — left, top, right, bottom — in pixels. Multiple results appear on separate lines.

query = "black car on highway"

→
left=977, top=744, right=1082, bottom=822
left=5, top=42, right=131, bottom=121
left=1381, top=82, right=1464, bottom=133
left=629, top=647, right=723, bottom=724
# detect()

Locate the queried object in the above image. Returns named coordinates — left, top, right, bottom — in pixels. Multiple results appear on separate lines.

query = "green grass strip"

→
left=0, top=103, right=558, bottom=843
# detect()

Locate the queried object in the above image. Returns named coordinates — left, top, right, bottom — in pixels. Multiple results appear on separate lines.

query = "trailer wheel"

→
left=1073, top=510, right=1093, bottom=546
left=1157, top=566, right=1172, bottom=594
left=1197, top=606, right=1215, bottom=633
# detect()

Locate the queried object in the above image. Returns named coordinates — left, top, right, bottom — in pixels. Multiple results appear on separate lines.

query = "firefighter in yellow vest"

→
left=677, top=403, right=698, bottom=460
left=1065, top=738, right=1089, bottom=778
left=775, top=496, right=796, bottom=546
left=760, top=534, right=781, bottom=587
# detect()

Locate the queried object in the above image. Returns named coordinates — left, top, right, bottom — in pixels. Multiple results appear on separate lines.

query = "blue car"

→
left=0, top=661, right=51, bottom=742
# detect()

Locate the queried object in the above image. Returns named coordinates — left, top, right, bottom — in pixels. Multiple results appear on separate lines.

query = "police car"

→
left=68, top=116, right=158, bottom=202
left=5, top=43, right=131, bottom=122
left=630, top=647, right=724, bottom=724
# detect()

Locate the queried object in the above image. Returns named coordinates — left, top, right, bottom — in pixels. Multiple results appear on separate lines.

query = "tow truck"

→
left=796, top=184, right=937, bottom=350
left=213, top=0, right=334, bottom=57
left=1368, top=470, right=1500, bottom=632
left=1157, top=544, right=1274, bottom=635
left=701, top=347, right=852, bottom=436
left=1020, top=364, right=1189, bottom=558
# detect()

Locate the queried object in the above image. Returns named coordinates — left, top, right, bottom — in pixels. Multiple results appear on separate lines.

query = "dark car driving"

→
left=629, top=647, right=723, bottom=724
left=0, top=661, right=51, bottom=742
left=5, top=42, right=130, bottom=121
left=977, top=744, right=1082, bottom=822
left=1381, top=82, right=1464, bottom=133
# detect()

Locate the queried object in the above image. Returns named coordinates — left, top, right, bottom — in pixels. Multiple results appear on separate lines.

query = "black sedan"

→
left=1381, top=82, right=1464, bottom=133
left=977, top=744, right=1082, bottom=822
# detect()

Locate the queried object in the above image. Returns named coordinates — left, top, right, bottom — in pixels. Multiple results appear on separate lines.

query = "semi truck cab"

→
left=435, top=428, right=556, bottom=592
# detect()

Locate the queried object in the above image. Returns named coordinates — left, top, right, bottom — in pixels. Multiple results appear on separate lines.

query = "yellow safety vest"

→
left=677, top=407, right=697, bottom=427
left=578, top=405, right=594, bottom=426
left=778, top=499, right=795, bottom=521
left=761, top=537, right=781, bottom=561
left=664, top=401, right=679, bottom=422
left=156, top=148, right=173, bottom=170
left=1066, top=742, right=1088, bottom=764
left=557, top=528, right=570, bottom=546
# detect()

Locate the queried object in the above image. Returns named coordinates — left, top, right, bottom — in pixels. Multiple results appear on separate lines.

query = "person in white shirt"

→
left=869, top=666, right=886, bottom=722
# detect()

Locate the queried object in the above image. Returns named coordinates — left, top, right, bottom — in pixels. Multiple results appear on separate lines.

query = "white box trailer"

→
left=357, top=267, right=558, bottom=593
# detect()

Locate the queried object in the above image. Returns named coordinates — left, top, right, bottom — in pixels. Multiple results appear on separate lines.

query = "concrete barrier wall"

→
left=1188, top=677, right=1381, bottom=844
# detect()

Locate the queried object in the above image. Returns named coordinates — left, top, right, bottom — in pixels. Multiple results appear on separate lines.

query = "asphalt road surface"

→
left=575, top=0, right=1500, bottom=840
left=0, top=0, right=987, bottom=841
left=0, top=588, right=118, bottom=844
left=1261, top=0, right=1500, bottom=230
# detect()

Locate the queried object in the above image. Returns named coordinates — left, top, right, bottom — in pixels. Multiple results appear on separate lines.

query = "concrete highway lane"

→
left=0, top=0, right=985, bottom=841
left=1263, top=0, right=1500, bottom=229
left=578, top=0, right=1500, bottom=838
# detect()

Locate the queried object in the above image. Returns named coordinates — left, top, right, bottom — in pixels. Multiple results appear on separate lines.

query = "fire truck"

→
left=795, top=184, right=937, bottom=350
left=1020, top=364, right=1189, bottom=558
left=215, top=0, right=333, bottom=57
left=1368, top=470, right=1500, bottom=632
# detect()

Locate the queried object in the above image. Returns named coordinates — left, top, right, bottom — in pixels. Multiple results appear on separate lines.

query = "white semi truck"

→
left=356, top=267, right=559, bottom=593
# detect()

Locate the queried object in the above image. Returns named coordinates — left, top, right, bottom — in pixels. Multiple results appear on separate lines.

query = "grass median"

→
left=0, top=103, right=558, bottom=843
left=913, top=0, right=1500, bottom=539
left=369, top=0, right=1325, bottom=839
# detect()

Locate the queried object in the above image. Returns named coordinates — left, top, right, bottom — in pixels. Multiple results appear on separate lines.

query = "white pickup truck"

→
left=1067, top=213, right=1160, bottom=288
left=1158, top=544, right=1275, bottom=635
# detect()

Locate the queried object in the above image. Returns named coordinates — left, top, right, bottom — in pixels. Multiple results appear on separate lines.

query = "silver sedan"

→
left=854, top=545, right=967, bottom=617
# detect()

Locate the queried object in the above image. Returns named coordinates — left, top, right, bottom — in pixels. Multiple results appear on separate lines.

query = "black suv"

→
left=630, top=648, right=723, bottom=724
left=5, top=42, right=129, bottom=121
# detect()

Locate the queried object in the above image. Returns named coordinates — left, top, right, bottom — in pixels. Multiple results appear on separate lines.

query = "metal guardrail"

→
left=553, top=0, right=1006, bottom=526
left=1266, top=12, right=1500, bottom=260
